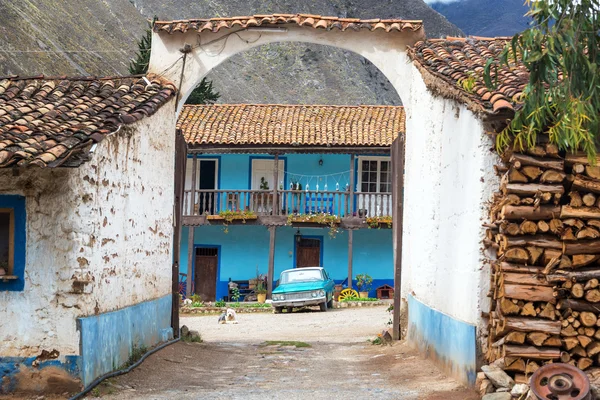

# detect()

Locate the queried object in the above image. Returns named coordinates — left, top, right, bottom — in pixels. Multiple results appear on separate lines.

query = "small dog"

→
left=218, top=308, right=238, bottom=324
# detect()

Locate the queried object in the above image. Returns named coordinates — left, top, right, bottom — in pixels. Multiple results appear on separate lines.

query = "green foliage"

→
left=287, top=213, right=341, bottom=238
left=191, top=301, right=203, bottom=307
left=240, top=302, right=272, bottom=308
left=185, top=77, right=220, bottom=105
left=129, top=18, right=156, bottom=75
left=485, top=0, right=600, bottom=159
left=259, top=177, right=270, bottom=190
left=262, top=340, right=311, bottom=348
left=355, top=273, right=373, bottom=292
left=123, top=344, right=148, bottom=368
left=215, top=299, right=226, bottom=307
left=230, top=287, right=241, bottom=302
left=340, top=296, right=378, bottom=302
left=366, top=216, right=393, bottom=229
left=254, top=265, right=268, bottom=294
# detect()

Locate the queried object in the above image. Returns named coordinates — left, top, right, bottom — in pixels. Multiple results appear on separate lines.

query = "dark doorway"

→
left=194, top=247, right=218, bottom=301
left=198, top=160, right=217, bottom=214
left=296, top=238, right=321, bottom=268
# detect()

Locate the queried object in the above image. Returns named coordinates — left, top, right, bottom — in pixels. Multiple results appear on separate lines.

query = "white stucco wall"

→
left=399, top=64, right=499, bottom=332
left=0, top=103, right=176, bottom=359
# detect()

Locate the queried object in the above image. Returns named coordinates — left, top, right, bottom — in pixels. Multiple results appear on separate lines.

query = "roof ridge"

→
left=182, top=103, right=404, bottom=109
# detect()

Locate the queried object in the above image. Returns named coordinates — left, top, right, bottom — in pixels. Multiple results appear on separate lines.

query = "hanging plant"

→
left=287, top=213, right=341, bottom=238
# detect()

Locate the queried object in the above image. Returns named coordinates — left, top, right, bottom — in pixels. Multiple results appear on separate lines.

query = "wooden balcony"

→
left=182, top=189, right=392, bottom=227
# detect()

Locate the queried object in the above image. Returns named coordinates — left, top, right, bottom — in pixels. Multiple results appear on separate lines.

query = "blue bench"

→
left=305, top=194, right=334, bottom=214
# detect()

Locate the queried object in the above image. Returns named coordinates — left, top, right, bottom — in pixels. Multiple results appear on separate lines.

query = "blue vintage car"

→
left=272, top=267, right=335, bottom=313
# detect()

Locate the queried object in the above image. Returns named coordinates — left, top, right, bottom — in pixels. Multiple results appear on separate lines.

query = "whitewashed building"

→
left=0, top=75, right=178, bottom=393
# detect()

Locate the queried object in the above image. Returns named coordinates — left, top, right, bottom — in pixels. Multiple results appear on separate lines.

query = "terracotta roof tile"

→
left=408, top=37, right=528, bottom=115
left=153, top=14, right=422, bottom=34
left=178, top=104, right=405, bottom=148
left=0, top=74, right=176, bottom=168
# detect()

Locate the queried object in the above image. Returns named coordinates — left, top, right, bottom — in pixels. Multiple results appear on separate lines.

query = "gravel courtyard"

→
left=100, top=306, right=478, bottom=400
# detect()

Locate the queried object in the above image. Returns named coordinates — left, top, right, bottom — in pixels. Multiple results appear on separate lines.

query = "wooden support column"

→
left=392, top=134, right=406, bottom=340
left=349, top=154, right=355, bottom=216
left=186, top=226, right=195, bottom=298
left=171, top=130, right=187, bottom=337
left=348, top=229, right=354, bottom=288
left=273, top=154, right=279, bottom=215
left=268, top=226, right=277, bottom=299
left=190, top=154, right=198, bottom=215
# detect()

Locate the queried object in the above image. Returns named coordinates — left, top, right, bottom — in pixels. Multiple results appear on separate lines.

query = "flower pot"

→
left=334, top=284, right=343, bottom=301
left=257, top=293, right=267, bottom=303
left=359, top=291, right=369, bottom=299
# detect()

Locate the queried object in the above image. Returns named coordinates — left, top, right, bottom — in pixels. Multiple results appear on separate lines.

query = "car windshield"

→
left=280, top=269, right=323, bottom=284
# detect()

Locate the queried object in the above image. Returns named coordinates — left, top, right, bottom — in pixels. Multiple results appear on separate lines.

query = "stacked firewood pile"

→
left=485, top=143, right=600, bottom=382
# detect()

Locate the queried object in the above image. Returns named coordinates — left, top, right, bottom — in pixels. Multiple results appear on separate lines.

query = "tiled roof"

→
left=154, top=14, right=423, bottom=34
left=178, top=104, right=405, bottom=148
left=0, top=74, right=176, bottom=168
left=408, top=37, right=529, bottom=115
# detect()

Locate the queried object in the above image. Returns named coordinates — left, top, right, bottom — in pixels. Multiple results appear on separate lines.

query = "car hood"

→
left=273, top=281, right=326, bottom=293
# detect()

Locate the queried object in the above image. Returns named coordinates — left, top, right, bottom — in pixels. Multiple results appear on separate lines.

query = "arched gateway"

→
left=150, top=15, right=497, bottom=387
left=149, top=15, right=423, bottom=114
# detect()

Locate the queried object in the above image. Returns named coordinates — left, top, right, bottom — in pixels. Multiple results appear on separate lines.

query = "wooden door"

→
left=296, top=238, right=321, bottom=268
left=194, top=247, right=218, bottom=301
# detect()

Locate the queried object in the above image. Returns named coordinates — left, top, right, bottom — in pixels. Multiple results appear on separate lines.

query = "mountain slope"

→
left=431, top=0, right=530, bottom=37
left=0, top=1, right=147, bottom=76
left=132, top=0, right=463, bottom=105
left=2, top=0, right=463, bottom=105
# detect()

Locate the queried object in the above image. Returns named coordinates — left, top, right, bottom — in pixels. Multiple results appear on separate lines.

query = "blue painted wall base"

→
left=78, top=294, right=173, bottom=386
left=0, top=355, right=80, bottom=393
left=407, top=294, right=476, bottom=385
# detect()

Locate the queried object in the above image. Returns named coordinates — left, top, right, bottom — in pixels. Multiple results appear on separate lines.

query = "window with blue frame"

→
left=0, top=195, right=26, bottom=291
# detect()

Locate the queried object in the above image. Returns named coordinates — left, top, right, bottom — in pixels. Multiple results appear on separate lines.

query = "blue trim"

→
left=192, top=244, right=222, bottom=300
left=292, top=234, right=324, bottom=269
left=0, top=195, right=26, bottom=291
left=0, top=355, right=80, bottom=393
left=78, top=295, right=173, bottom=386
left=248, top=155, right=288, bottom=191
left=186, top=155, right=222, bottom=189
left=407, top=294, right=477, bottom=385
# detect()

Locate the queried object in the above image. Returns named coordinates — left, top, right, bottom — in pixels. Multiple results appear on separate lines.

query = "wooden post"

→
left=349, top=154, right=355, bottom=216
left=268, top=226, right=276, bottom=299
left=171, top=130, right=187, bottom=337
left=190, top=154, right=198, bottom=215
left=392, top=134, right=406, bottom=340
left=186, top=226, right=195, bottom=298
left=273, top=154, right=279, bottom=215
left=348, top=229, right=354, bottom=289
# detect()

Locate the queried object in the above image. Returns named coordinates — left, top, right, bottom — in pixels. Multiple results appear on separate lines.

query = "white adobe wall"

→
left=0, top=102, right=175, bottom=359
left=399, top=63, right=500, bottom=334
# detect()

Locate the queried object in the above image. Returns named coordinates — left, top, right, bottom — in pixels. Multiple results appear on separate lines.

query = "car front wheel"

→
left=319, top=302, right=327, bottom=312
left=274, top=307, right=282, bottom=314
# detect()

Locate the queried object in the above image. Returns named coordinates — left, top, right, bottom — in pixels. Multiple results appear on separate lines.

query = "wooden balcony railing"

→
left=182, top=189, right=392, bottom=218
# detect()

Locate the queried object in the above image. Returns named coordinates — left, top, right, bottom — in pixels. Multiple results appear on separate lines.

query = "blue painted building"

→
left=177, top=104, right=404, bottom=301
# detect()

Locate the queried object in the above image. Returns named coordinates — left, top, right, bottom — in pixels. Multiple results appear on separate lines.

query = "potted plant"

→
left=254, top=266, right=268, bottom=303
left=356, top=273, right=373, bottom=298
left=255, top=280, right=267, bottom=303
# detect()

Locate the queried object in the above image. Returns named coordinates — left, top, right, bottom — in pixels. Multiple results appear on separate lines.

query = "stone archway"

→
left=149, top=14, right=422, bottom=341
left=148, top=15, right=424, bottom=116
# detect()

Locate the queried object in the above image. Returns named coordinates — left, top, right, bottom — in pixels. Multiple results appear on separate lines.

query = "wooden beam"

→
left=268, top=226, right=276, bottom=299
left=273, top=154, right=279, bottom=216
left=171, top=130, right=187, bottom=337
left=349, top=154, right=355, bottom=216
left=392, top=134, right=405, bottom=340
left=186, top=226, right=195, bottom=299
left=348, top=229, right=354, bottom=290
left=190, top=154, right=198, bottom=215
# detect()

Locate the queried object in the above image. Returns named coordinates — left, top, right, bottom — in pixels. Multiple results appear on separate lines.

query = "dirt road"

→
left=100, top=307, right=478, bottom=400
